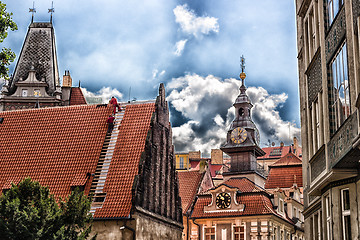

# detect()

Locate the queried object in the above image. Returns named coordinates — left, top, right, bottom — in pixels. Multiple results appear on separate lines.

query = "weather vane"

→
left=29, top=2, right=36, bottom=23
left=48, top=1, right=55, bottom=22
left=239, top=55, right=246, bottom=82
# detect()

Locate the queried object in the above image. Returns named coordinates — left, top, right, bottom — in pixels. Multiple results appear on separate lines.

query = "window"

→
left=234, top=226, right=245, bottom=240
left=179, top=157, right=184, bottom=169
left=279, top=199, right=284, bottom=213
left=205, top=227, right=215, bottom=240
left=325, top=195, right=332, bottom=240
left=22, top=89, right=28, bottom=97
left=293, top=207, right=297, bottom=219
left=330, top=43, right=349, bottom=132
left=327, top=0, right=343, bottom=26
left=34, top=89, right=41, bottom=97
left=341, top=189, right=351, bottom=240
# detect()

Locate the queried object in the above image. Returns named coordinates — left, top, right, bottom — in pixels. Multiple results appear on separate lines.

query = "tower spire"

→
left=239, top=55, right=246, bottom=87
left=29, top=2, right=36, bottom=23
left=48, top=1, right=55, bottom=22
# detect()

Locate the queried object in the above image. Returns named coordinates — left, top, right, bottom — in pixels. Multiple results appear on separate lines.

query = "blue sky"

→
left=2, top=0, right=300, bottom=155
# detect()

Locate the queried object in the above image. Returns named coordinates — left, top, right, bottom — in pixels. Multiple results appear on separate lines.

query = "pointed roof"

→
left=69, top=88, right=87, bottom=105
left=9, top=22, right=59, bottom=95
left=271, top=152, right=302, bottom=166
left=265, top=153, right=303, bottom=189
left=178, top=171, right=204, bottom=214
left=0, top=101, right=157, bottom=219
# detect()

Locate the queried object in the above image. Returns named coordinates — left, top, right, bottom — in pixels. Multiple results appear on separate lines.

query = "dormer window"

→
left=22, top=89, right=28, bottom=97
left=279, top=199, right=284, bottom=213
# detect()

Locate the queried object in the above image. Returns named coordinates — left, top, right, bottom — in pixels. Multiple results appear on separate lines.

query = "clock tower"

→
left=220, top=56, right=265, bottom=185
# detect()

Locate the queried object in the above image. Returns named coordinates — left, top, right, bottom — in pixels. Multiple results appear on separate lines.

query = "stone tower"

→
left=0, top=21, right=80, bottom=111
left=221, top=57, right=265, bottom=186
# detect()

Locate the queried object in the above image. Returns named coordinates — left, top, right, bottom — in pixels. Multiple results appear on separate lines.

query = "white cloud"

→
left=174, top=39, right=188, bottom=56
left=81, top=87, right=123, bottom=104
left=173, top=4, right=219, bottom=38
left=167, top=74, right=300, bottom=155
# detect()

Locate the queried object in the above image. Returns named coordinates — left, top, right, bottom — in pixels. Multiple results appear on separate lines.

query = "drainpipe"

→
left=120, top=225, right=135, bottom=240
left=186, top=212, right=190, bottom=240
left=193, top=218, right=201, bottom=240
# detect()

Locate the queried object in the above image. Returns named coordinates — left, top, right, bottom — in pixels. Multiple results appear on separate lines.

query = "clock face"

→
left=231, top=127, right=247, bottom=144
left=216, top=192, right=231, bottom=209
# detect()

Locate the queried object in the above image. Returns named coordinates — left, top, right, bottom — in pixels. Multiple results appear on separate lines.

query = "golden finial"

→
left=239, top=55, right=246, bottom=81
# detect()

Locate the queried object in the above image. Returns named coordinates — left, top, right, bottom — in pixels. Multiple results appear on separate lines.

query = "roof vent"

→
left=0, top=118, right=3, bottom=124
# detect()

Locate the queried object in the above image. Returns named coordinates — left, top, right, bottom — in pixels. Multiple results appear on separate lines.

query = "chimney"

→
left=62, top=70, right=72, bottom=87
left=211, top=149, right=223, bottom=165
left=189, top=150, right=201, bottom=159
left=293, top=137, right=299, bottom=156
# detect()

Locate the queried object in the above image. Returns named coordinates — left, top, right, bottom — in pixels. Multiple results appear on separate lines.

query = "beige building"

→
left=295, top=0, right=360, bottom=239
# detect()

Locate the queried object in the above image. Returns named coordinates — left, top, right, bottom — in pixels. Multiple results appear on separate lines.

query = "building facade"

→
left=295, top=0, right=360, bottom=239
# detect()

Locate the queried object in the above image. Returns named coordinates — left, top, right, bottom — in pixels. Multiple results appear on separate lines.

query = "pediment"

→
left=204, top=184, right=244, bottom=213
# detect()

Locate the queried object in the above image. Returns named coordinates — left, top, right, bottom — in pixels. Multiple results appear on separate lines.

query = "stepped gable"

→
left=69, top=87, right=87, bottom=105
left=9, top=22, right=59, bottom=95
left=0, top=104, right=112, bottom=199
left=178, top=171, right=204, bottom=214
left=265, top=153, right=303, bottom=189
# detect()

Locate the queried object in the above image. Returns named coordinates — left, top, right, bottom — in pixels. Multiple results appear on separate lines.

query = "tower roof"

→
left=8, top=22, right=59, bottom=95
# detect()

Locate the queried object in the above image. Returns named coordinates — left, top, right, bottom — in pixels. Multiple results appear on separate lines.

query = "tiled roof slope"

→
left=0, top=105, right=112, bottom=200
left=271, top=152, right=302, bottom=166
left=222, top=177, right=263, bottom=192
left=191, top=193, right=276, bottom=218
left=69, top=87, right=87, bottom=105
left=178, top=171, right=204, bottom=214
left=265, top=153, right=303, bottom=189
left=258, top=146, right=302, bottom=160
left=265, top=166, right=303, bottom=189
left=94, top=103, right=155, bottom=218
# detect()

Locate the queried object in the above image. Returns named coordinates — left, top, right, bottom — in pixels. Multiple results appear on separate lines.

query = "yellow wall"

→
left=175, top=153, right=189, bottom=170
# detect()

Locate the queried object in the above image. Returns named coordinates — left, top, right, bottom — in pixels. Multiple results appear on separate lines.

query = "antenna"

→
left=48, top=1, right=55, bottom=22
left=128, top=87, right=131, bottom=103
left=29, top=2, right=36, bottom=23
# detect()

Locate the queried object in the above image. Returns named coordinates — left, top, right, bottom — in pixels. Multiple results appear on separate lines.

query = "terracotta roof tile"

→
left=178, top=171, right=204, bottom=214
left=222, top=177, right=263, bottom=192
left=0, top=105, right=112, bottom=200
left=69, top=87, right=87, bottom=105
left=271, top=152, right=302, bottom=166
left=0, top=102, right=156, bottom=219
left=265, top=166, right=303, bottom=189
left=94, top=103, right=155, bottom=218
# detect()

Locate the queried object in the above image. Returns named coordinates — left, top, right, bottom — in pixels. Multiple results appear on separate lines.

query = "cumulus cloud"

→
left=167, top=74, right=300, bottom=156
left=173, top=4, right=219, bottom=38
left=81, top=87, right=123, bottom=104
left=174, top=39, right=188, bottom=56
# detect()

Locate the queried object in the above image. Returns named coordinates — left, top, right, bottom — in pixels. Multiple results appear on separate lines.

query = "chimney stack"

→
left=211, top=149, right=223, bottom=165
left=62, top=70, right=72, bottom=87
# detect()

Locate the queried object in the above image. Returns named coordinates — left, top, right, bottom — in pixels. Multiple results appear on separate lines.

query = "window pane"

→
left=344, top=215, right=351, bottom=240
left=342, top=189, right=350, bottom=210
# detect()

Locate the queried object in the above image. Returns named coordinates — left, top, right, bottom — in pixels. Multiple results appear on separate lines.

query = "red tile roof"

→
left=0, top=102, right=156, bottom=219
left=258, top=146, right=302, bottom=160
left=0, top=105, right=112, bottom=200
left=265, top=152, right=303, bottom=189
left=271, top=152, right=302, bottom=166
left=191, top=193, right=276, bottom=218
left=94, top=103, right=155, bottom=218
left=222, top=177, right=263, bottom=192
left=69, top=87, right=87, bottom=105
left=178, top=171, right=204, bottom=214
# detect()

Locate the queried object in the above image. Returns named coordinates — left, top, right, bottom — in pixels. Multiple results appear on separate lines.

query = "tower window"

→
left=239, top=108, right=244, bottom=116
left=22, top=89, right=28, bottom=97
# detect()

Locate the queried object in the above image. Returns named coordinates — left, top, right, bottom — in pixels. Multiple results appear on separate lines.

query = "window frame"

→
left=341, top=188, right=351, bottom=240
left=204, top=226, right=216, bottom=240
left=327, top=0, right=343, bottom=26
left=325, top=194, right=332, bottom=240
left=233, top=225, right=245, bottom=240
left=330, top=42, right=350, bottom=133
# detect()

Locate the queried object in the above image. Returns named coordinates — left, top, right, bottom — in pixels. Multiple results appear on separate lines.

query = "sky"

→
left=2, top=0, right=301, bottom=156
